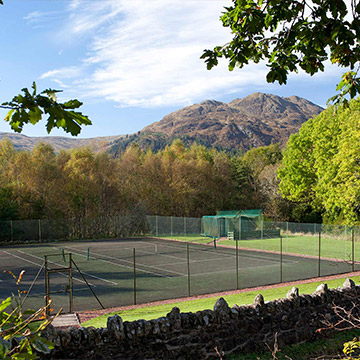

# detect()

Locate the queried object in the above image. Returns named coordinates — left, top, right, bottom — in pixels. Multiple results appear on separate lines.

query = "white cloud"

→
left=24, top=11, right=42, bottom=22
left=39, top=0, right=341, bottom=108
left=40, top=66, right=83, bottom=80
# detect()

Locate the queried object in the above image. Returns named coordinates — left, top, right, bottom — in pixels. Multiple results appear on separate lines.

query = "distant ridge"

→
left=0, top=132, right=124, bottom=153
left=0, top=93, right=324, bottom=154
left=110, top=92, right=324, bottom=154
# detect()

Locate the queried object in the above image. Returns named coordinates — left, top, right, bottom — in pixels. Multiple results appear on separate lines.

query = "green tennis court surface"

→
left=0, top=237, right=357, bottom=313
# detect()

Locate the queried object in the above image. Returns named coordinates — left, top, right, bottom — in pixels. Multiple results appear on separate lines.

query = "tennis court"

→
left=0, top=237, right=355, bottom=313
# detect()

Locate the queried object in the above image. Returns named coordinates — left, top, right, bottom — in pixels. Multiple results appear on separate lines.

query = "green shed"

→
left=202, top=209, right=269, bottom=240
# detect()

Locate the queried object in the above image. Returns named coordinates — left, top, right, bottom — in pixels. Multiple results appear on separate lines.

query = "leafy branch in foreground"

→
left=0, top=270, right=60, bottom=359
left=201, top=0, right=360, bottom=106
left=0, top=82, right=91, bottom=136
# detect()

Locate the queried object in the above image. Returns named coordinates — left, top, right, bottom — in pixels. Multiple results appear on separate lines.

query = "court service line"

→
left=59, top=246, right=183, bottom=278
left=156, top=244, right=300, bottom=264
left=89, top=244, right=187, bottom=262
left=7, top=250, right=93, bottom=287
left=3, top=250, right=45, bottom=268
left=144, top=241, right=239, bottom=260
left=52, top=246, right=170, bottom=278
left=60, top=246, right=185, bottom=278
left=15, top=250, right=116, bottom=286
left=136, top=248, right=189, bottom=262
left=187, top=259, right=301, bottom=277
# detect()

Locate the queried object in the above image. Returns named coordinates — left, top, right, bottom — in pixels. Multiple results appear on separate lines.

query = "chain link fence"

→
left=1, top=215, right=359, bottom=312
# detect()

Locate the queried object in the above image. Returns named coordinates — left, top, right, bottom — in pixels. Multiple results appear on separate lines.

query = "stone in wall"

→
left=41, top=278, right=360, bottom=360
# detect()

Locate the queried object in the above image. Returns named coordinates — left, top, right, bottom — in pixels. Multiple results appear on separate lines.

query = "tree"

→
left=278, top=98, right=360, bottom=224
left=0, top=1, right=90, bottom=135
left=201, top=0, right=360, bottom=106
left=1, top=82, right=91, bottom=136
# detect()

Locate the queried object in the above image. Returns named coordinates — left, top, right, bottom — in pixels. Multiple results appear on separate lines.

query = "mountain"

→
left=109, top=92, right=323, bottom=154
left=0, top=132, right=124, bottom=153
left=0, top=93, right=324, bottom=154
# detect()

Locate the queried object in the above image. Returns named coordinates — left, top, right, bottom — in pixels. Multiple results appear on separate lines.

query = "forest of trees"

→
left=278, top=98, right=360, bottom=225
left=3, top=95, right=360, bottom=226
left=0, top=139, right=292, bottom=222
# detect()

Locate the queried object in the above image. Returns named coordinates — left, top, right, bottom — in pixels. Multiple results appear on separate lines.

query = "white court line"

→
left=155, top=253, right=299, bottom=268
left=59, top=246, right=183, bottom=278
left=3, top=250, right=92, bottom=286
left=152, top=241, right=299, bottom=264
left=15, top=250, right=117, bottom=286
left=60, top=245, right=185, bottom=277
left=90, top=243, right=184, bottom=262
left=136, top=248, right=186, bottom=261
left=28, top=287, right=92, bottom=297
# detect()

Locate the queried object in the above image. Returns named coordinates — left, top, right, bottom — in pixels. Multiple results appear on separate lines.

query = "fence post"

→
left=38, top=219, right=42, bottom=243
left=10, top=220, right=13, bottom=242
left=318, top=231, right=321, bottom=277
left=239, top=217, right=242, bottom=240
left=352, top=228, right=355, bottom=272
left=133, top=248, right=137, bottom=305
left=69, top=253, right=73, bottom=313
left=345, top=225, right=347, bottom=260
left=171, top=216, right=173, bottom=236
left=187, top=243, right=190, bottom=297
left=44, top=256, right=50, bottom=317
left=286, top=221, right=288, bottom=252
left=236, top=239, right=239, bottom=289
left=280, top=236, right=283, bottom=283
left=184, top=217, right=187, bottom=237
left=155, top=216, right=158, bottom=237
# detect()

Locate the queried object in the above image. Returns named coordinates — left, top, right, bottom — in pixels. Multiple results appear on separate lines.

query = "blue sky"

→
left=0, top=0, right=346, bottom=139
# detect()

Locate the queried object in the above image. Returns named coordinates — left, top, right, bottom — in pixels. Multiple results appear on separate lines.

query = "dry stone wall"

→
left=41, top=279, right=360, bottom=359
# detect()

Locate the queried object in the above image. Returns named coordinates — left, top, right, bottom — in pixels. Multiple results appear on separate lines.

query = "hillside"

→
left=0, top=132, right=124, bottom=153
left=0, top=92, right=324, bottom=154
left=137, top=92, right=323, bottom=151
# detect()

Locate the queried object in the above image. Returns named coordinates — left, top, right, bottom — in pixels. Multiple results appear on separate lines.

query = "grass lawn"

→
left=155, top=234, right=359, bottom=261
left=228, top=328, right=360, bottom=359
left=82, top=274, right=360, bottom=328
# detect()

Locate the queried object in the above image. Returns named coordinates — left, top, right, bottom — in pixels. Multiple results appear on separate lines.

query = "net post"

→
left=352, top=228, right=355, bottom=272
left=62, top=249, right=66, bottom=262
left=69, top=253, right=73, bottom=313
left=133, top=248, right=137, bottom=305
left=213, top=238, right=217, bottom=249
left=318, top=231, right=321, bottom=277
left=87, top=247, right=90, bottom=261
left=44, top=256, right=50, bottom=317
left=280, top=236, right=283, bottom=283
left=187, top=243, right=191, bottom=297
left=236, top=239, right=239, bottom=289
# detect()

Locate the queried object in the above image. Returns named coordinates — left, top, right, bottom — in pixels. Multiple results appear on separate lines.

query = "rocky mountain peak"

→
left=141, top=92, right=323, bottom=151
